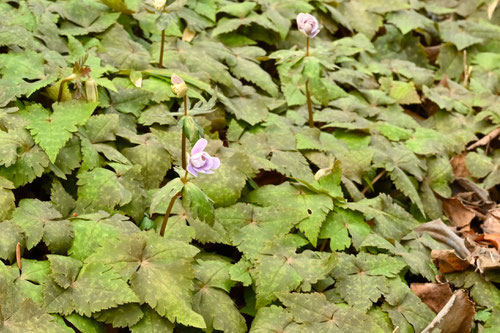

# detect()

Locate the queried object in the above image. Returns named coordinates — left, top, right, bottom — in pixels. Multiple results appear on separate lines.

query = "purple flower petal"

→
left=191, top=138, right=207, bottom=155
left=187, top=164, right=198, bottom=177
left=211, top=157, right=220, bottom=170
left=171, top=74, right=184, bottom=85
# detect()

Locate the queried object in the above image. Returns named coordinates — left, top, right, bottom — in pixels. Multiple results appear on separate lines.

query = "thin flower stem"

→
left=181, top=95, right=188, bottom=170
left=159, top=30, right=165, bottom=67
left=361, top=170, right=387, bottom=195
left=305, top=36, right=314, bottom=128
left=305, top=80, right=314, bottom=128
left=159, top=191, right=182, bottom=237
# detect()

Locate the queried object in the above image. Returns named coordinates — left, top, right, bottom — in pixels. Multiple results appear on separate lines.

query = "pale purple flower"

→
left=187, top=138, right=220, bottom=177
left=296, top=13, right=320, bottom=38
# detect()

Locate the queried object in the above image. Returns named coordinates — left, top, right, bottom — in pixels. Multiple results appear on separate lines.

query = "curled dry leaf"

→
left=410, top=282, right=453, bottom=313
left=415, top=219, right=470, bottom=259
left=467, top=127, right=500, bottom=150
left=422, top=290, right=475, bottom=333
left=442, top=197, right=476, bottom=228
left=483, top=233, right=500, bottom=249
left=431, top=249, right=471, bottom=274
left=450, top=153, right=471, bottom=178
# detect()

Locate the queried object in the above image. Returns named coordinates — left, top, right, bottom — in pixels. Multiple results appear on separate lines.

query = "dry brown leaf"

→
left=410, top=282, right=453, bottom=313
left=484, top=233, right=500, bottom=249
left=488, top=0, right=500, bottom=20
left=482, top=208, right=500, bottom=233
left=182, top=27, right=196, bottom=42
left=431, top=249, right=471, bottom=273
left=415, top=219, right=470, bottom=259
left=467, top=127, right=500, bottom=150
left=450, top=153, right=471, bottom=178
left=442, top=197, right=476, bottom=228
left=422, top=290, right=475, bottom=333
left=467, top=246, right=500, bottom=273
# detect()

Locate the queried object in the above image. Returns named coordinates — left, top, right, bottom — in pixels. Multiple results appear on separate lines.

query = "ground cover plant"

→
left=0, top=0, right=500, bottom=332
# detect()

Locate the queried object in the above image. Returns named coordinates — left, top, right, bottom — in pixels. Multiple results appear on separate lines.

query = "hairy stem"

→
left=159, top=30, right=165, bottom=67
left=181, top=95, right=188, bottom=170
left=305, top=80, right=314, bottom=128
left=306, top=36, right=310, bottom=57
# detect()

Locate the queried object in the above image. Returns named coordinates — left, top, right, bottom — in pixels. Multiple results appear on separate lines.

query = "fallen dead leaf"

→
left=410, top=282, right=453, bottom=313
left=442, top=197, right=476, bottom=228
left=450, top=153, right=471, bottom=178
left=415, top=219, right=470, bottom=259
left=422, top=289, right=475, bottom=333
left=182, top=27, right=196, bottom=42
left=468, top=127, right=500, bottom=150
left=431, top=249, right=471, bottom=274
left=483, top=208, right=500, bottom=234
left=484, top=233, right=500, bottom=249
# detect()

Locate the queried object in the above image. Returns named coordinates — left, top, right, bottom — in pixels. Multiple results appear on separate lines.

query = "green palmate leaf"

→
left=247, top=182, right=333, bottom=246
left=44, top=262, right=138, bottom=316
left=81, top=114, right=120, bottom=143
left=484, top=306, right=500, bottom=333
left=331, top=253, right=406, bottom=311
left=347, top=194, right=420, bottom=241
left=253, top=241, right=336, bottom=308
left=10, top=199, right=73, bottom=253
left=382, top=278, right=435, bottom=332
left=0, top=176, right=15, bottom=221
left=386, top=10, right=434, bottom=35
left=319, top=208, right=371, bottom=251
left=1, top=298, right=67, bottom=333
left=192, top=259, right=247, bottom=333
left=219, top=86, right=281, bottom=125
left=426, top=156, right=454, bottom=198
left=68, top=212, right=140, bottom=261
left=85, top=231, right=205, bottom=328
left=0, top=221, right=23, bottom=262
left=47, top=255, right=83, bottom=289
left=446, top=271, right=500, bottom=309
left=192, top=150, right=253, bottom=206
left=65, top=313, right=105, bottom=333
left=93, top=303, right=144, bottom=328
left=106, top=77, right=152, bottom=117
left=150, top=178, right=184, bottom=215
left=249, top=305, right=295, bottom=333
left=122, top=133, right=172, bottom=189
left=0, top=128, right=50, bottom=187
left=216, top=203, right=307, bottom=259
left=275, top=292, right=385, bottom=332
left=76, top=167, right=132, bottom=211
left=99, top=24, right=150, bottom=70
left=466, top=151, right=500, bottom=189
left=439, top=20, right=483, bottom=50
left=130, top=305, right=174, bottom=333
left=50, top=179, right=76, bottom=218
left=22, top=101, right=98, bottom=163
left=183, top=182, right=215, bottom=225
left=389, top=167, right=425, bottom=215
left=229, top=46, right=279, bottom=97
